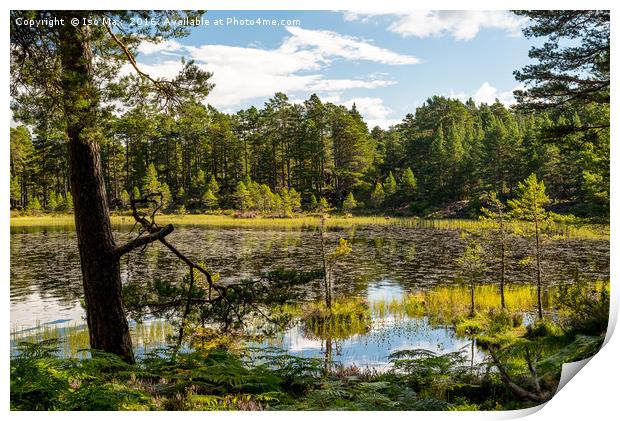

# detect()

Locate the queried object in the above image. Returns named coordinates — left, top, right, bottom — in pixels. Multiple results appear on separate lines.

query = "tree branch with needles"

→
left=124, top=193, right=319, bottom=350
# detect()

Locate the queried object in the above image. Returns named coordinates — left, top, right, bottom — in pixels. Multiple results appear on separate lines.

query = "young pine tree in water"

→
left=508, top=174, right=550, bottom=320
left=456, top=237, right=487, bottom=317
left=480, top=191, right=510, bottom=309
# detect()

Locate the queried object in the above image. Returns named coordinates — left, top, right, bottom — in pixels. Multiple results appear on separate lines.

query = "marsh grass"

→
left=286, top=298, right=372, bottom=340
left=10, top=213, right=609, bottom=240
left=372, top=284, right=543, bottom=321
left=11, top=320, right=173, bottom=358
left=10, top=323, right=91, bottom=357
left=369, top=283, right=587, bottom=325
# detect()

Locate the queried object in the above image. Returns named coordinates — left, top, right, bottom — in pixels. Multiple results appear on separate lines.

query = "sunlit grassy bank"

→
left=10, top=212, right=609, bottom=240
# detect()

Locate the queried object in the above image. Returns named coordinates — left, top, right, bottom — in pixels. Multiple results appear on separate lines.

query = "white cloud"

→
left=282, top=26, right=420, bottom=65
left=137, top=39, right=183, bottom=55
left=342, top=97, right=399, bottom=129
left=448, top=82, right=524, bottom=105
left=311, top=79, right=395, bottom=91
left=131, top=26, right=418, bottom=107
left=345, top=11, right=526, bottom=41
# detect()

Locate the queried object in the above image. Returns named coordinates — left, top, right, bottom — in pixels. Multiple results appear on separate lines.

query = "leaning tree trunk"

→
left=69, top=138, right=134, bottom=362
left=59, top=18, right=134, bottom=362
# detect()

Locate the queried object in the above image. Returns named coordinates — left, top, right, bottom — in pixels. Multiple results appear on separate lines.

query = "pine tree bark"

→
left=69, top=137, right=134, bottom=362
left=58, top=17, right=135, bottom=362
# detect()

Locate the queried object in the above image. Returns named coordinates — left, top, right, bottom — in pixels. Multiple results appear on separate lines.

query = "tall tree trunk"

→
left=69, top=138, right=134, bottom=362
left=500, top=241, right=506, bottom=309
left=59, top=17, right=134, bottom=362
left=500, top=218, right=506, bottom=309
left=534, top=218, right=543, bottom=320
left=320, top=218, right=331, bottom=309
left=470, top=281, right=475, bottom=317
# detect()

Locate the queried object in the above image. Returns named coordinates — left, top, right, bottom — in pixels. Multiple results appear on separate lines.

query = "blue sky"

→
left=133, top=10, right=537, bottom=128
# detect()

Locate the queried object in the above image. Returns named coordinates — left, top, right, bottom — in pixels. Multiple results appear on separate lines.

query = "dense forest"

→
left=10, top=92, right=610, bottom=218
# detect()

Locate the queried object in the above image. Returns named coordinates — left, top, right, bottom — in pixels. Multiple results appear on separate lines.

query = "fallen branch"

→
left=127, top=193, right=286, bottom=347
left=114, top=224, right=174, bottom=257
left=489, top=349, right=551, bottom=403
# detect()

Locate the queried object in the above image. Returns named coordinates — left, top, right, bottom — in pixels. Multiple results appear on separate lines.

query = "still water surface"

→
left=10, top=224, right=609, bottom=366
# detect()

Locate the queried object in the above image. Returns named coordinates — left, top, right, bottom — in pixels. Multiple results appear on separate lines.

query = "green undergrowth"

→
left=10, top=339, right=520, bottom=411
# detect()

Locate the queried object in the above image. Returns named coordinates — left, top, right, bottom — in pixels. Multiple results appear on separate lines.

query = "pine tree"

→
left=289, top=187, right=302, bottom=213
left=508, top=174, right=550, bottom=319
left=120, top=190, right=130, bottom=208
left=279, top=189, right=291, bottom=217
left=48, top=192, right=58, bottom=211
left=64, top=192, right=73, bottom=211
left=192, top=169, right=207, bottom=201
left=279, top=188, right=301, bottom=217
left=429, top=124, right=447, bottom=198
left=401, top=167, right=417, bottom=197
left=384, top=171, right=397, bottom=196
left=10, top=175, right=21, bottom=209
left=371, top=183, right=385, bottom=208
left=202, top=188, right=218, bottom=210
left=456, top=238, right=487, bottom=316
left=55, top=192, right=64, bottom=210
left=247, top=179, right=261, bottom=211
left=160, top=183, right=171, bottom=209
left=234, top=181, right=253, bottom=211
left=342, top=192, right=357, bottom=212
left=132, top=186, right=141, bottom=201
left=142, top=163, right=161, bottom=195
left=480, top=191, right=509, bottom=309
left=308, top=194, right=318, bottom=211
left=513, top=11, right=609, bottom=116
left=28, top=196, right=42, bottom=213
left=271, top=191, right=283, bottom=213
left=445, top=122, right=465, bottom=199
left=318, top=197, right=330, bottom=214
left=258, top=184, right=274, bottom=212
left=208, top=175, right=219, bottom=194
left=177, top=187, right=186, bottom=205
left=11, top=10, right=213, bottom=362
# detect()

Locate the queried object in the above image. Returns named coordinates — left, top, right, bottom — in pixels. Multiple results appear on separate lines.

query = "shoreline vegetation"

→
left=12, top=281, right=609, bottom=359
left=11, top=280, right=609, bottom=410
left=10, top=211, right=610, bottom=241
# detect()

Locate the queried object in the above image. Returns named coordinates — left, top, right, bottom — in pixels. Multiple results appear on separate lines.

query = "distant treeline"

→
left=10, top=93, right=609, bottom=217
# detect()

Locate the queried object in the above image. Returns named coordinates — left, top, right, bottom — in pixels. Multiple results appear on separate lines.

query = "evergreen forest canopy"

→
left=9, top=10, right=610, bottom=220
left=10, top=93, right=610, bottom=218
